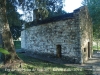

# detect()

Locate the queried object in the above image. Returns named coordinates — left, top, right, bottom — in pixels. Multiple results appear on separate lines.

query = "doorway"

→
left=56, top=45, right=61, bottom=58
left=88, top=42, right=91, bottom=58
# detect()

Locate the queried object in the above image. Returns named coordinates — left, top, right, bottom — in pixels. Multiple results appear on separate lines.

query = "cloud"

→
left=63, top=0, right=83, bottom=12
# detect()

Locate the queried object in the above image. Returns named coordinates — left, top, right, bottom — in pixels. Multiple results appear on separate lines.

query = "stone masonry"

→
left=21, top=6, right=93, bottom=64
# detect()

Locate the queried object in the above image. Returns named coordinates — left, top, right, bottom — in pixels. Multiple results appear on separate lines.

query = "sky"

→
left=63, top=0, right=83, bottom=12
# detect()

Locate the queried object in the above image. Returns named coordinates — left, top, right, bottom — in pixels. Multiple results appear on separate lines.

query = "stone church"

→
left=21, top=6, right=93, bottom=64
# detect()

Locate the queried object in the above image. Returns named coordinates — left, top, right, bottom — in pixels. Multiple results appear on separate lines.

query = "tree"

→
left=0, top=0, right=21, bottom=65
left=82, top=0, right=100, bottom=39
left=33, top=0, right=65, bottom=20
left=6, top=0, right=23, bottom=40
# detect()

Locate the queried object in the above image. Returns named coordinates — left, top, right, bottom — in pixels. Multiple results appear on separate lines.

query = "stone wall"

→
left=79, top=6, right=93, bottom=63
left=21, top=6, right=92, bottom=64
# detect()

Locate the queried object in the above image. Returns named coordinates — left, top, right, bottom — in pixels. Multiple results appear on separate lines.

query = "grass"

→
left=0, top=53, right=93, bottom=75
left=93, top=46, right=100, bottom=50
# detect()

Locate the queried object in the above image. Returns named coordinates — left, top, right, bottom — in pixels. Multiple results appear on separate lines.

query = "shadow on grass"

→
left=17, top=53, right=93, bottom=75
left=17, top=53, right=69, bottom=68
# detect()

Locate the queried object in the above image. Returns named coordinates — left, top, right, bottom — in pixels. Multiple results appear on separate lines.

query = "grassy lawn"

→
left=0, top=53, right=93, bottom=75
left=93, top=46, right=100, bottom=50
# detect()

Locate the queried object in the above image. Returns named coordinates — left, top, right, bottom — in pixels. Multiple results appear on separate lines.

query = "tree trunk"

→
left=0, top=0, right=21, bottom=65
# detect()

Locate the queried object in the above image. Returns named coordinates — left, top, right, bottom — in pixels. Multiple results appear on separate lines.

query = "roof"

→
left=38, top=13, right=74, bottom=24
left=26, top=6, right=83, bottom=27
left=29, top=13, right=74, bottom=26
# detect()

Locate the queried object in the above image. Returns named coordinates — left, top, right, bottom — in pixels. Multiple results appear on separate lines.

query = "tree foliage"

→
left=83, top=0, right=100, bottom=39
left=6, top=0, right=23, bottom=40
left=34, top=0, right=65, bottom=19
left=6, top=0, right=21, bottom=27
left=18, top=0, right=65, bottom=21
